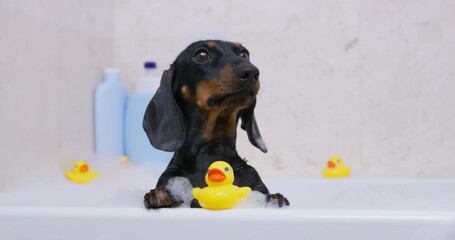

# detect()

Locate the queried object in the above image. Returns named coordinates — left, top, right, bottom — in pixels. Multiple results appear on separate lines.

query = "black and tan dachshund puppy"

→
left=143, top=40, right=289, bottom=208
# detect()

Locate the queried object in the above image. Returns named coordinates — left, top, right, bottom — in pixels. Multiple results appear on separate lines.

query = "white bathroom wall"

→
left=114, top=0, right=455, bottom=178
left=0, top=0, right=114, bottom=187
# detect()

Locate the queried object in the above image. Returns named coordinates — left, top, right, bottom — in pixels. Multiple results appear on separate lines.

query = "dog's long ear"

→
left=143, top=66, right=185, bottom=151
left=240, top=99, right=267, bottom=153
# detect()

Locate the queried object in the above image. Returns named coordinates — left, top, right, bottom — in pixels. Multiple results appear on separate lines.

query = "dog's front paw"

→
left=266, top=193, right=290, bottom=208
left=144, top=186, right=181, bottom=209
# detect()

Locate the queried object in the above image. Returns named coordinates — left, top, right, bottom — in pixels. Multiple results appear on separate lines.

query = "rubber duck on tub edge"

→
left=322, top=156, right=351, bottom=178
left=65, top=160, right=99, bottom=184
left=193, top=161, right=251, bottom=210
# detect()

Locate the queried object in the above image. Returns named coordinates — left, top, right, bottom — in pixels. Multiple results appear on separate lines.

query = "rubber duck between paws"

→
left=193, top=161, right=251, bottom=210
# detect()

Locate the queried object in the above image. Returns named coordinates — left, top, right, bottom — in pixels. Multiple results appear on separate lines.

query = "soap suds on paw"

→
left=236, top=191, right=268, bottom=208
left=165, top=177, right=284, bottom=209
left=165, top=177, right=194, bottom=207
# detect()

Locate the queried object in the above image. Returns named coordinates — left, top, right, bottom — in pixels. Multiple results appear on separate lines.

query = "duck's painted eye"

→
left=224, top=167, right=229, bottom=172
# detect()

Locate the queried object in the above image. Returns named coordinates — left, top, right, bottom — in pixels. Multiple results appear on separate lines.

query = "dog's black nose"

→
left=237, top=66, right=260, bottom=82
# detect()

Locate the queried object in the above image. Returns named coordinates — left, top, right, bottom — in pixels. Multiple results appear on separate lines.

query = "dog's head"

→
left=143, top=40, right=267, bottom=153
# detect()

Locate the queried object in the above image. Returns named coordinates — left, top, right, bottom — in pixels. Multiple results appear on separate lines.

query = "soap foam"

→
left=236, top=191, right=268, bottom=208
left=165, top=177, right=195, bottom=207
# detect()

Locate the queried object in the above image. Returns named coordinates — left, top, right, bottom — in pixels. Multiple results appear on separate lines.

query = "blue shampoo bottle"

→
left=94, top=68, right=128, bottom=157
left=124, top=62, right=173, bottom=164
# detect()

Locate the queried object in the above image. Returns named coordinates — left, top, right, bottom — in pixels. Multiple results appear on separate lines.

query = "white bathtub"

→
left=1, top=178, right=455, bottom=240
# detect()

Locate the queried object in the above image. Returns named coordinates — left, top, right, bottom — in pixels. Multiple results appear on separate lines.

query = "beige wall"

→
left=1, top=1, right=454, bottom=187
left=0, top=0, right=114, bottom=187
left=114, top=0, right=455, bottom=178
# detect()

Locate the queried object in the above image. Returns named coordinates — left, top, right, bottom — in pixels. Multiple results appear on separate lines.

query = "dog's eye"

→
left=239, top=50, right=249, bottom=60
left=194, top=49, right=210, bottom=63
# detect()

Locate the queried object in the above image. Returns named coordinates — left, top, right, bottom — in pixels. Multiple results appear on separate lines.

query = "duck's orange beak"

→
left=208, top=168, right=226, bottom=183
left=327, top=161, right=336, bottom=169
left=79, top=164, right=89, bottom=173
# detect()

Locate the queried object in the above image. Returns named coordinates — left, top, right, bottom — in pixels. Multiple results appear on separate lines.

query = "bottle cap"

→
left=104, top=68, right=119, bottom=81
left=144, top=61, right=157, bottom=69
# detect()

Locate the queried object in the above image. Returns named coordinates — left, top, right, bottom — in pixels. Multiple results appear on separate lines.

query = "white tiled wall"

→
left=1, top=1, right=454, bottom=186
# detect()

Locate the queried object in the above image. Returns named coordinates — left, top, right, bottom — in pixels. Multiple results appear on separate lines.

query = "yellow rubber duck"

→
left=65, top=160, right=99, bottom=184
left=322, top=156, right=350, bottom=178
left=193, top=161, right=251, bottom=210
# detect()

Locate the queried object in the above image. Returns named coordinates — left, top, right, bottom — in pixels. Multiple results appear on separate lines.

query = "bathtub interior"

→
left=0, top=159, right=454, bottom=212
left=1, top=161, right=455, bottom=240
left=0, top=161, right=166, bottom=208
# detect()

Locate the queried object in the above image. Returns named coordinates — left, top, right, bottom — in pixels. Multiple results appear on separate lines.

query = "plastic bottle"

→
left=94, top=68, right=128, bottom=157
left=124, top=62, right=173, bottom=164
